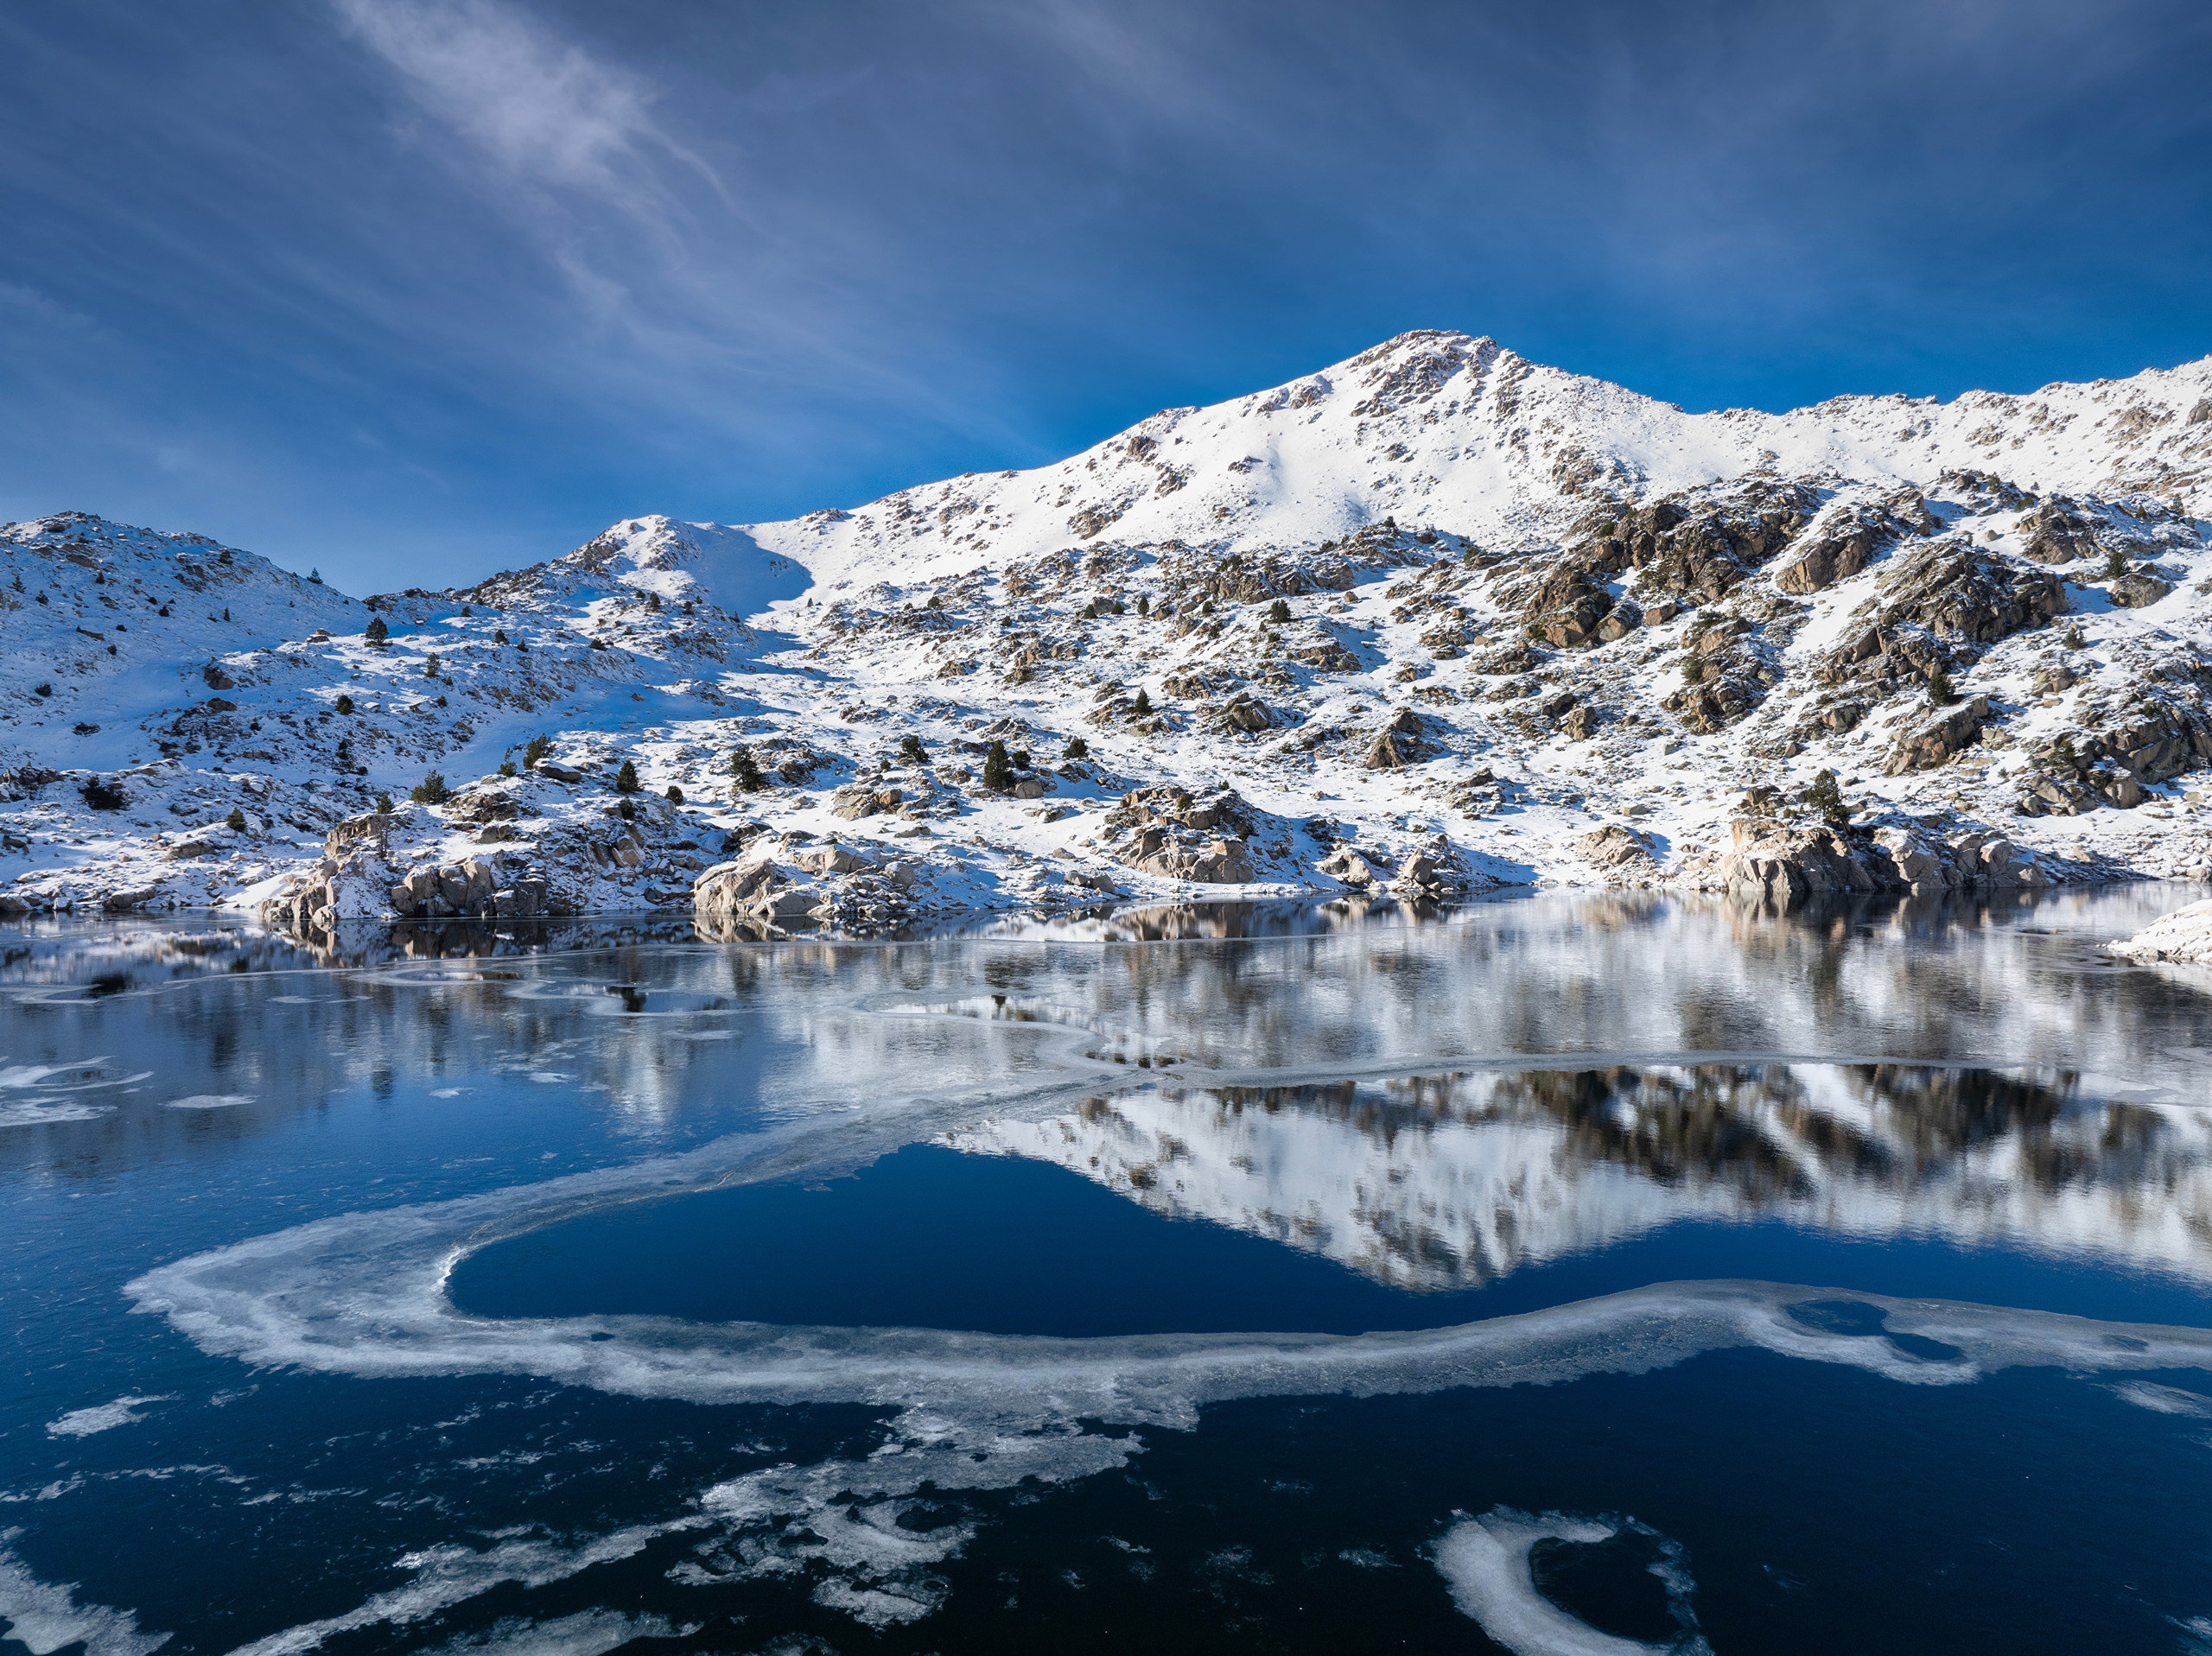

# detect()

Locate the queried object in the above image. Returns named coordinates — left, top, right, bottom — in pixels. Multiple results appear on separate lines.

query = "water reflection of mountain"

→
left=7, top=885, right=2212, bottom=1194
left=951, top=1064, right=2212, bottom=1290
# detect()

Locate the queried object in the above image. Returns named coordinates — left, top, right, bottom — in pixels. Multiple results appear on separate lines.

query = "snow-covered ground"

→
left=5, top=329, right=2212, bottom=930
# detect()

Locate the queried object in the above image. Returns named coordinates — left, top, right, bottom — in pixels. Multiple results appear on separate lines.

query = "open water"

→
left=6, top=885, right=2212, bottom=1653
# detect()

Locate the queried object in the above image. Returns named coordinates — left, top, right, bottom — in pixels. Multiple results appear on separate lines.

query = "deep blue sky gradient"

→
left=3, top=0, right=2209, bottom=591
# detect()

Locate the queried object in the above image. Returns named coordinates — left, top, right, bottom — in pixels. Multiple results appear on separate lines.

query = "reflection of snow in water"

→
left=953, top=1066, right=2212, bottom=1290
left=126, top=1077, right=2212, bottom=1643
left=1433, top=1507, right=1709, bottom=1656
left=162, top=1094, right=252, bottom=1110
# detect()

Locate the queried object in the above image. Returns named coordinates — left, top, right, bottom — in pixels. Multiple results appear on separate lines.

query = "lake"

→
left=5, top=885, right=2212, bottom=1654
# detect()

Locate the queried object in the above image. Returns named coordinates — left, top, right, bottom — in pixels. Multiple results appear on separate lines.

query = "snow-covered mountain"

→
left=4, top=330, right=2212, bottom=930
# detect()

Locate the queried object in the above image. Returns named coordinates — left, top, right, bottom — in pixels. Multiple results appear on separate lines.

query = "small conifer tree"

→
left=1926, top=665, right=1957, bottom=707
left=1064, top=735, right=1089, bottom=759
left=374, top=793, right=392, bottom=814
left=665, top=784, right=684, bottom=803
left=1132, top=687, right=1152, bottom=717
left=982, top=739, right=1015, bottom=791
left=899, top=733, right=927, bottom=765
left=410, top=771, right=448, bottom=804
left=1268, top=598, right=1292, bottom=624
left=226, top=807, right=247, bottom=831
left=523, top=733, right=551, bottom=767
left=365, top=615, right=389, bottom=645
left=1804, top=769, right=1847, bottom=829
left=730, top=747, right=766, bottom=790
left=614, top=759, right=640, bottom=794
left=334, top=694, right=353, bottom=714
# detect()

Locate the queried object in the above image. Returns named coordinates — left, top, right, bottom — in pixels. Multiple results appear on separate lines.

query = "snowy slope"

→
left=5, top=330, right=2212, bottom=929
left=745, top=330, right=2212, bottom=589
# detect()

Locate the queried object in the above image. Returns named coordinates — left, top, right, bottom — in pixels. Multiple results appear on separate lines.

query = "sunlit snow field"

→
left=5, top=885, right=2212, bottom=1653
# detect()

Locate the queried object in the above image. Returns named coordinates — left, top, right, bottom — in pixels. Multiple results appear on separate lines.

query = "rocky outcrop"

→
left=1363, top=707, right=1431, bottom=769
left=2018, top=498, right=2102, bottom=566
left=2112, top=570, right=2176, bottom=608
left=1817, top=544, right=2067, bottom=689
left=1319, top=842, right=1464, bottom=897
left=2108, top=899, right=2212, bottom=964
left=691, top=835, right=920, bottom=936
left=1579, top=823, right=1660, bottom=879
left=1714, top=823, right=1878, bottom=902
left=1885, top=695, right=1992, bottom=773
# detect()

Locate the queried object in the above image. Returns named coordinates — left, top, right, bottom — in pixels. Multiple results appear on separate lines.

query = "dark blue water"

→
left=452, top=1138, right=2212, bottom=1336
left=8, top=892, right=2212, bottom=1656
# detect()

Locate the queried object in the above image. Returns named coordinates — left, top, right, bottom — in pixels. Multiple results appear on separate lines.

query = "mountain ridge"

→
left=4, top=329, right=2212, bottom=936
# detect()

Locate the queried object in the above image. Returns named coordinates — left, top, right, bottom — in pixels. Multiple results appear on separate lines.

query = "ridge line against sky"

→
left=3, top=0, right=2209, bottom=592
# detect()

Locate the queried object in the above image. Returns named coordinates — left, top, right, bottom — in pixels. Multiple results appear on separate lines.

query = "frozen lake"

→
left=5, top=885, right=2212, bottom=1653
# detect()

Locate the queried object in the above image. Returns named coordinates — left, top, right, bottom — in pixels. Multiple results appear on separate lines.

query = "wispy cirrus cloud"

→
left=331, top=0, right=723, bottom=224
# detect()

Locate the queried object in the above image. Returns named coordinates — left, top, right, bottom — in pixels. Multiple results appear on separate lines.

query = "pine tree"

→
left=374, top=794, right=393, bottom=815
left=899, top=733, right=927, bottom=765
left=1926, top=665, right=1957, bottom=707
left=664, top=784, right=684, bottom=803
left=334, top=694, right=353, bottom=714
left=365, top=615, right=389, bottom=645
left=614, top=760, right=640, bottom=794
left=524, top=733, right=551, bottom=767
left=410, top=771, right=448, bottom=804
left=1064, top=736, right=1089, bottom=759
left=1132, top=687, right=1152, bottom=717
left=1804, top=769, right=1847, bottom=829
left=225, top=807, right=247, bottom=831
left=982, top=739, right=1014, bottom=791
left=730, top=747, right=766, bottom=790
left=1268, top=598, right=1292, bottom=624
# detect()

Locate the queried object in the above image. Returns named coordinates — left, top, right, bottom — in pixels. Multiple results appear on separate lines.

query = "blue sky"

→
left=3, top=0, right=2209, bottom=593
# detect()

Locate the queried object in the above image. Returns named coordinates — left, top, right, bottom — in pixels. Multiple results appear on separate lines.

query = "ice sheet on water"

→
left=221, top=1521, right=705, bottom=1656
left=0, top=1531, right=169, bottom=1656
left=1431, top=1507, right=1709, bottom=1656
left=416, top=1608, right=686, bottom=1656
left=45, top=1396, right=171, bottom=1437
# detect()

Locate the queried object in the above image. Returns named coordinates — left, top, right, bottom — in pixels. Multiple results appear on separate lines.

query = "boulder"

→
left=1579, top=824, right=1657, bottom=874
left=1775, top=528, right=1878, bottom=594
left=831, top=784, right=902, bottom=820
left=1885, top=695, right=1992, bottom=774
left=1124, top=835, right=1255, bottom=885
left=1319, top=847, right=1383, bottom=887
left=1714, top=823, right=1878, bottom=901
left=2111, top=572, right=2175, bottom=608
left=1867, top=828, right=1946, bottom=888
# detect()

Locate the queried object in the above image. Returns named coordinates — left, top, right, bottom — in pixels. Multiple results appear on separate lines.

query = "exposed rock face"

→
left=1362, top=707, right=1431, bottom=770
left=2112, top=571, right=2176, bottom=608
left=260, top=841, right=403, bottom=933
left=1320, top=842, right=1464, bottom=896
left=1715, top=823, right=1878, bottom=902
left=1867, top=542, right=2069, bottom=644
left=1579, top=823, right=1659, bottom=877
left=2108, top=898, right=2212, bottom=964
left=1885, top=695, right=1993, bottom=774
left=1124, top=835, right=1255, bottom=883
